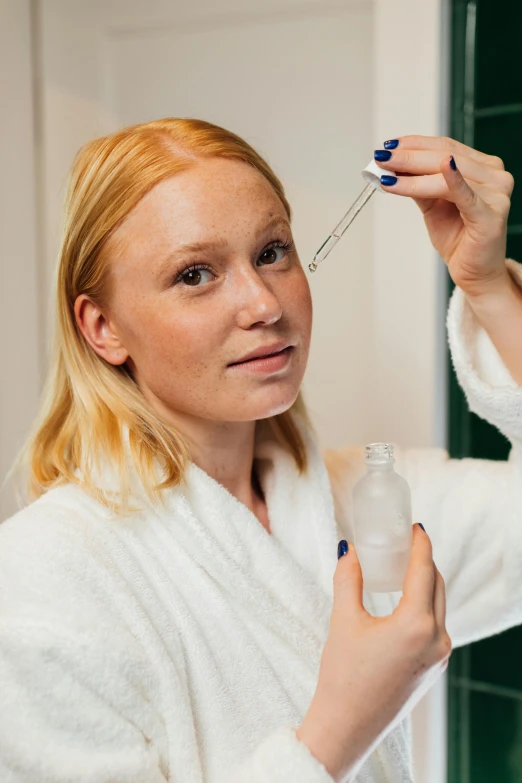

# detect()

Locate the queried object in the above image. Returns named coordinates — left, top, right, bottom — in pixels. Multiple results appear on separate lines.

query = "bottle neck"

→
left=365, top=459, right=394, bottom=471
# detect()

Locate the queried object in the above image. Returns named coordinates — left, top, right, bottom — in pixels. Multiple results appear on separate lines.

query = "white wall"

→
left=0, top=0, right=41, bottom=520
left=370, top=0, right=449, bottom=453
left=34, top=0, right=449, bottom=455
left=37, top=0, right=376, bottom=453
left=0, top=0, right=448, bottom=779
left=372, top=3, right=450, bottom=780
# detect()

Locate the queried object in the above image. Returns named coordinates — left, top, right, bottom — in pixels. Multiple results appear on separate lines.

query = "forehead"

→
left=118, top=158, right=285, bottom=240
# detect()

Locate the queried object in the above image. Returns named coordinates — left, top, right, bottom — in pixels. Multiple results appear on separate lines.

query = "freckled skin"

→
left=75, top=158, right=312, bottom=505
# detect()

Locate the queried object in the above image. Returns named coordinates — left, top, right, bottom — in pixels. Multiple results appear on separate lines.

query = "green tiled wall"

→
left=448, top=1, right=522, bottom=780
left=448, top=635, right=522, bottom=782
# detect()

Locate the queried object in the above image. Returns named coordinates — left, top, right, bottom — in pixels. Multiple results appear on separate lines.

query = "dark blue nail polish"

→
left=384, top=139, right=399, bottom=150
left=381, top=175, right=398, bottom=187
left=450, top=155, right=457, bottom=171
left=337, top=539, right=348, bottom=559
left=375, top=149, right=393, bottom=162
left=419, top=523, right=426, bottom=532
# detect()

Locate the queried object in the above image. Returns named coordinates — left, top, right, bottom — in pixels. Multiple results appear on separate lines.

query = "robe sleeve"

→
left=228, top=723, right=336, bottom=783
left=0, top=514, right=168, bottom=783
left=323, top=259, right=522, bottom=650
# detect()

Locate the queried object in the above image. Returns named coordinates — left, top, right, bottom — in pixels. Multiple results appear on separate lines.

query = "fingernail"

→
left=337, top=539, right=348, bottom=559
left=450, top=155, right=457, bottom=171
left=418, top=523, right=426, bottom=532
left=381, top=175, right=398, bottom=187
left=375, top=149, right=393, bottom=162
left=384, top=139, right=399, bottom=150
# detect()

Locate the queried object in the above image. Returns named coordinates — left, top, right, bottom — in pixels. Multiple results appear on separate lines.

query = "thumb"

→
left=441, top=154, right=487, bottom=226
left=334, top=540, right=365, bottom=617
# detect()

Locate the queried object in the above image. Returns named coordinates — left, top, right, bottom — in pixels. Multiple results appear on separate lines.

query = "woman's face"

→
left=93, top=157, right=312, bottom=425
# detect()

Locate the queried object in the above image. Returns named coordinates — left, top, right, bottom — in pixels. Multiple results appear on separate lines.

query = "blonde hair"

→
left=12, top=118, right=315, bottom=515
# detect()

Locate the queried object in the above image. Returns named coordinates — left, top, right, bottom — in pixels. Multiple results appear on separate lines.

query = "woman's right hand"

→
left=296, top=523, right=451, bottom=780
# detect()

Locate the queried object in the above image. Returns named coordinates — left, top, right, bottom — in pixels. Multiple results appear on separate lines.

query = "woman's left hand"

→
left=375, top=135, right=515, bottom=297
left=376, top=135, right=522, bottom=385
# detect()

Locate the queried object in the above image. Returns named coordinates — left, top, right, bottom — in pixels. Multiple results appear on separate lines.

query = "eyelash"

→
left=173, top=238, right=295, bottom=287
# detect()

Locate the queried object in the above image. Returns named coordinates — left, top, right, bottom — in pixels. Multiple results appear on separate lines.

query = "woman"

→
left=1, top=117, right=521, bottom=782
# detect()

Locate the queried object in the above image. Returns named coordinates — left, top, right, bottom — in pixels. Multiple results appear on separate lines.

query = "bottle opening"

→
left=365, top=442, right=394, bottom=463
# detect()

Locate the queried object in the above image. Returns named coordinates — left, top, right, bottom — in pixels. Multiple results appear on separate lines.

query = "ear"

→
left=74, top=294, right=129, bottom=366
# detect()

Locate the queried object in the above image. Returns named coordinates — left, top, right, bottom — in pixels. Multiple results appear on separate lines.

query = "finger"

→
left=433, top=564, right=446, bottom=629
left=386, top=135, right=505, bottom=170
left=334, top=541, right=367, bottom=619
left=380, top=167, right=493, bottom=224
left=401, top=523, right=435, bottom=615
left=385, top=178, right=511, bottom=224
left=439, top=155, right=491, bottom=228
left=375, top=148, right=506, bottom=187
left=453, top=182, right=513, bottom=217
left=380, top=172, right=449, bottom=199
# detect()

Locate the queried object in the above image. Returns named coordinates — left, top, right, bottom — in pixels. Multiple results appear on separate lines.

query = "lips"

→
left=229, top=340, right=293, bottom=365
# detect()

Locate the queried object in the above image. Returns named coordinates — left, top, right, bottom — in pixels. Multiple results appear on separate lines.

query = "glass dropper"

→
left=309, top=184, right=375, bottom=272
left=309, top=159, right=397, bottom=273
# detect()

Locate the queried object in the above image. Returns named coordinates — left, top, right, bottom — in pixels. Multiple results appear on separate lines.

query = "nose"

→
left=233, top=265, right=283, bottom=328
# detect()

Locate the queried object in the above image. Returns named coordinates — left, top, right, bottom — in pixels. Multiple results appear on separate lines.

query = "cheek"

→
left=286, top=269, right=313, bottom=332
left=135, top=304, right=219, bottom=371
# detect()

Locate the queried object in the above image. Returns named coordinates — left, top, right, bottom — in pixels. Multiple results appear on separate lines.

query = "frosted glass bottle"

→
left=352, top=443, right=412, bottom=592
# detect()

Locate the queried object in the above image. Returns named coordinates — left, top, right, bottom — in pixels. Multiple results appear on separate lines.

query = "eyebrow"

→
left=156, top=215, right=291, bottom=278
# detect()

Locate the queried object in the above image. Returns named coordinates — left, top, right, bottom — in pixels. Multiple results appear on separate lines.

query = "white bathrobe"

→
left=2, top=264, right=522, bottom=783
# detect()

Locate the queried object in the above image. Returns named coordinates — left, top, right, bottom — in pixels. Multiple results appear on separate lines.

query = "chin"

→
left=239, top=387, right=300, bottom=421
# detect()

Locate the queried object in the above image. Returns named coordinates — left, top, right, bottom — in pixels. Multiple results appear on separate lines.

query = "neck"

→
left=168, top=413, right=263, bottom=511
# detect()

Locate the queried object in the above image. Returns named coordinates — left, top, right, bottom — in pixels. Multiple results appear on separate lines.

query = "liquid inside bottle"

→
left=352, top=443, right=412, bottom=592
